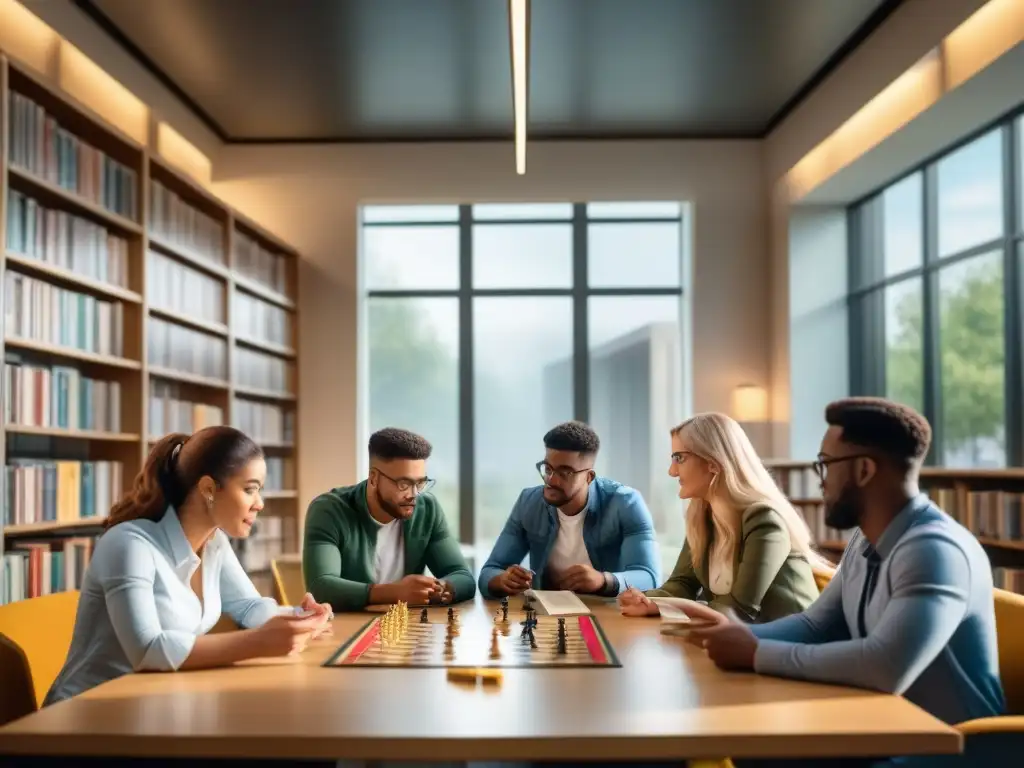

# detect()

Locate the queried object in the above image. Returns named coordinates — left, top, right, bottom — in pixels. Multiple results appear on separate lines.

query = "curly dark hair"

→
left=543, top=421, right=600, bottom=456
left=368, top=428, right=433, bottom=461
left=825, top=397, right=932, bottom=467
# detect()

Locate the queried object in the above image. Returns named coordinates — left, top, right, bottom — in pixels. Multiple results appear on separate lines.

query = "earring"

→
left=205, top=495, right=214, bottom=511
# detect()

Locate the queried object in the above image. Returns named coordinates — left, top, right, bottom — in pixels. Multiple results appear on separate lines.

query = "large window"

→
left=849, top=115, right=1023, bottom=468
left=361, top=203, right=688, bottom=573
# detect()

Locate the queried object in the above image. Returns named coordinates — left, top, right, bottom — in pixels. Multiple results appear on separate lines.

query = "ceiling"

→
left=75, top=0, right=903, bottom=143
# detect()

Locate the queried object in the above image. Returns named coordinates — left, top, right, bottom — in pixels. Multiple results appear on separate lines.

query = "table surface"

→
left=0, top=597, right=962, bottom=761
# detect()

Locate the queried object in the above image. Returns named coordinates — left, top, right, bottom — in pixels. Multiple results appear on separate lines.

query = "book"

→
left=523, top=589, right=591, bottom=616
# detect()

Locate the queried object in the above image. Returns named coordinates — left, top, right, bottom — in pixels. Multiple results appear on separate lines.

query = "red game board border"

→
left=322, top=613, right=621, bottom=668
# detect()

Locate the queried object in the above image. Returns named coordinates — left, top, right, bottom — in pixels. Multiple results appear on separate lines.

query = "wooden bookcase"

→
left=766, top=460, right=1024, bottom=594
left=0, top=56, right=300, bottom=603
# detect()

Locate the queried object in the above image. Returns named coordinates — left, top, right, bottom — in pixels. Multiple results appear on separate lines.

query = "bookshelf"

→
left=1, top=55, right=299, bottom=603
left=767, top=460, right=1024, bottom=594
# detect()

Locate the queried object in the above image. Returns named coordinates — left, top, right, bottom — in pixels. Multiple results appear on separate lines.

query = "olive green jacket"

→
left=646, top=503, right=819, bottom=622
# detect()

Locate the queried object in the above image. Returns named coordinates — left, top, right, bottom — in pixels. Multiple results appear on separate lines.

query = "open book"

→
left=523, top=589, right=592, bottom=616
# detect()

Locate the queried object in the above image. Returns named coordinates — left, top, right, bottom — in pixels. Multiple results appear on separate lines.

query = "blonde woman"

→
left=619, top=413, right=824, bottom=623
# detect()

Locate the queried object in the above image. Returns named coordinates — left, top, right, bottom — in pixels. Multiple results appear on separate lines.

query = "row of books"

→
left=148, top=382, right=224, bottom=437
left=235, top=347, right=292, bottom=393
left=235, top=231, right=289, bottom=296
left=233, top=399, right=294, bottom=445
left=233, top=515, right=287, bottom=573
left=928, top=487, right=1024, bottom=543
left=2, top=537, right=94, bottom=604
left=4, top=361, right=122, bottom=433
left=264, top=457, right=295, bottom=493
left=993, top=568, right=1024, bottom=594
left=6, top=189, right=131, bottom=288
left=147, top=316, right=227, bottom=380
left=147, top=249, right=226, bottom=326
left=5, top=272, right=126, bottom=358
left=7, top=91, right=138, bottom=220
left=3, top=459, right=123, bottom=528
left=768, top=465, right=819, bottom=500
left=149, top=179, right=225, bottom=265
left=234, top=290, right=292, bottom=347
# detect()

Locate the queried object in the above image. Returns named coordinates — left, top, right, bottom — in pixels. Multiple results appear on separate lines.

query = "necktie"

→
left=857, top=547, right=881, bottom=638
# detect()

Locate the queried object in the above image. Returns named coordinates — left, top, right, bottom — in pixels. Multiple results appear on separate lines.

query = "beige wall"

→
left=211, top=141, right=767, bottom=509
left=762, top=0, right=996, bottom=456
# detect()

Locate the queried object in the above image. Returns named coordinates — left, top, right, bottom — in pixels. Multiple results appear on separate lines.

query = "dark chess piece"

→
left=500, top=596, right=509, bottom=622
left=528, top=626, right=537, bottom=649
left=447, top=607, right=454, bottom=624
left=420, top=607, right=429, bottom=623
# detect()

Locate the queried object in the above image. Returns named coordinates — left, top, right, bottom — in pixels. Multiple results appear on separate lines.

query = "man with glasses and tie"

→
left=691, top=398, right=1005, bottom=766
left=302, top=427, right=475, bottom=611
left=478, top=420, right=660, bottom=599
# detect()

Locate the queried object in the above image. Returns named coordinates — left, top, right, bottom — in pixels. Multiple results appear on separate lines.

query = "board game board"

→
left=323, top=602, right=620, bottom=669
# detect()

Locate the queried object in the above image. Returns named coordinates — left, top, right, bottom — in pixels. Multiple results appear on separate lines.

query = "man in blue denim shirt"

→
left=478, top=421, right=660, bottom=598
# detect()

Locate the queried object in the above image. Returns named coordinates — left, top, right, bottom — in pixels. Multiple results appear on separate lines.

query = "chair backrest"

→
left=0, top=591, right=80, bottom=710
left=993, top=588, right=1024, bottom=715
left=812, top=564, right=836, bottom=593
left=271, top=557, right=305, bottom=606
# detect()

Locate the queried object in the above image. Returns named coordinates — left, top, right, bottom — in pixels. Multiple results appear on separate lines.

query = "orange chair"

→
left=813, top=563, right=837, bottom=593
left=0, top=591, right=80, bottom=724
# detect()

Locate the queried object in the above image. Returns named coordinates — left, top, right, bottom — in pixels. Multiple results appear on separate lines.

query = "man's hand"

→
left=436, top=580, right=455, bottom=604
left=394, top=574, right=442, bottom=604
left=489, top=565, right=534, bottom=595
left=557, top=564, right=605, bottom=594
left=691, top=621, right=758, bottom=671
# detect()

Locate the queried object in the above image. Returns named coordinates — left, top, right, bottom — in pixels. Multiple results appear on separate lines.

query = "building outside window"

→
left=848, top=113, right=1023, bottom=468
left=360, top=202, right=690, bottom=575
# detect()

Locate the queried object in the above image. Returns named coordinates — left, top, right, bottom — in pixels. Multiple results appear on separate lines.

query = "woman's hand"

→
left=617, top=587, right=659, bottom=617
left=299, top=592, right=334, bottom=638
left=250, top=613, right=328, bottom=658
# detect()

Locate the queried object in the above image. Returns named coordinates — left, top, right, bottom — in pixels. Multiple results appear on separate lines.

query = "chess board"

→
left=323, top=612, right=621, bottom=669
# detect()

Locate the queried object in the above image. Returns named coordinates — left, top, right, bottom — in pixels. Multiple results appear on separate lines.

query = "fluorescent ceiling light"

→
left=509, top=0, right=529, bottom=174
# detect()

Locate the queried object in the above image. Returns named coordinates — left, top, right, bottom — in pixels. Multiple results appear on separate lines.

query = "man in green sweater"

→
left=302, top=428, right=476, bottom=611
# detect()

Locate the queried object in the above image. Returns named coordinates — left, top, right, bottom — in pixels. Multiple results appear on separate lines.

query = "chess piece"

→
left=420, top=607, right=429, bottom=623
left=447, top=607, right=454, bottom=624
left=527, top=626, right=537, bottom=649
left=500, top=596, right=509, bottom=622
left=489, top=626, right=501, bottom=659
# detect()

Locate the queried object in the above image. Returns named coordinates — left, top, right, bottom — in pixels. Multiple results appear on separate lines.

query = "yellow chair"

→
left=957, top=587, right=1024, bottom=744
left=813, top=563, right=837, bottom=593
left=271, top=556, right=305, bottom=606
left=0, top=591, right=80, bottom=718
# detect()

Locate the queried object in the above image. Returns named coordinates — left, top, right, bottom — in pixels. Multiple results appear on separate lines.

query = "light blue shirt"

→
left=44, top=508, right=284, bottom=705
left=477, top=477, right=661, bottom=598
left=751, top=494, right=1005, bottom=726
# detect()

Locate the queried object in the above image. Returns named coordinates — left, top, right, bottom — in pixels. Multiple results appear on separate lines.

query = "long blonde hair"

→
left=673, top=412, right=828, bottom=570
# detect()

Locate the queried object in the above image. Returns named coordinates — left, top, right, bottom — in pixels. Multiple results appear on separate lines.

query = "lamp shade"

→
left=733, top=384, right=768, bottom=422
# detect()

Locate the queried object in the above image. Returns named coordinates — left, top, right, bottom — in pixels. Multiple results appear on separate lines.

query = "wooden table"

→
left=0, top=598, right=961, bottom=762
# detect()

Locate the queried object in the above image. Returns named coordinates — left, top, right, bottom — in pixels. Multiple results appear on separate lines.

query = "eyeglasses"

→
left=812, top=454, right=872, bottom=480
left=536, top=461, right=591, bottom=483
left=375, top=469, right=435, bottom=494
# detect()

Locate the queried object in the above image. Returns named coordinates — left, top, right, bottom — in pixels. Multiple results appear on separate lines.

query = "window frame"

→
left=847, top=109, right=1023, bottom=467
left=361, top=203, right=687, bottom=544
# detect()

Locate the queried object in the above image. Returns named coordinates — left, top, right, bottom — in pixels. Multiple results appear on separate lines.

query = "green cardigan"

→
left=647, top=503, right=819, bottom=622
left=302, top=481, right=476, bottom=611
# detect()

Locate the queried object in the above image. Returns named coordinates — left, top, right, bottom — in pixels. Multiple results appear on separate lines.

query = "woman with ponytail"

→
left=44, top=426, right=332, bottom=705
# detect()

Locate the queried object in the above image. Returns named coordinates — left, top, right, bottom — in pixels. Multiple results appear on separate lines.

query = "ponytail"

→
left=105, top=432, right=188, bottom=529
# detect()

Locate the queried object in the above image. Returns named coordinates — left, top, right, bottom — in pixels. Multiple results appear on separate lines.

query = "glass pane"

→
left=366, top=298, right=460, bottom=532
left=472, top=203, right=572, bottom=221
left=937, top=129, right=1004, bottom=257
left=939, top=251, right=1005, bottom=467
left=587, top=202, right=681, bottom=219
left=472, top=224, right=572, bottom=289
left=589, top=296, right=682, bottom=576
left=363, top=225, right=459, bottom=290
left=884, top=278, right=924, bottom=414
left=882, top=173, right=923, bottom=277
left=588, top=222, right=681, bottom=288
left=473, top=297, right=573, bottom=553
left=1018, top=117, right=1023, bottom=233
left=362, top=205, right=458, bottom=223
left=850, top=199, right=879, bottom=289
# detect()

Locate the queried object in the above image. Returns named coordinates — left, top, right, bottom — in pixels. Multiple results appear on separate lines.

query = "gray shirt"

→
left=751, top=494, right=1005, bottom=725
